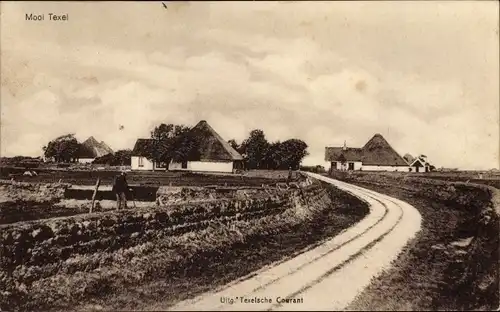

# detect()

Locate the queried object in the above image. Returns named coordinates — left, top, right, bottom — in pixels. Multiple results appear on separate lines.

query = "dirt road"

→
left=164, top=173, right=422, bottom=311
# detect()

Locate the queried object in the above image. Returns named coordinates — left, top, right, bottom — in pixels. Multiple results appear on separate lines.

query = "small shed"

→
left=410, top=157, right=430, bottom=173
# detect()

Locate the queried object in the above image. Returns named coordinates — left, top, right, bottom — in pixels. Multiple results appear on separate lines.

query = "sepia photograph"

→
left=0, top=1, right=499, bottom=311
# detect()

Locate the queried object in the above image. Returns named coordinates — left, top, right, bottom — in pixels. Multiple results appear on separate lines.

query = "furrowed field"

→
left=0, top=169, right=369, bottom=311
left=0, top=167, right=294, bottom=186
left=331, top=171, right=500, bottom=311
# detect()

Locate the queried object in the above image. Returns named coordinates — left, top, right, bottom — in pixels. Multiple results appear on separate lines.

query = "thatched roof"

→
left=361, top=134, right=408, bottom=166
left=325, top=147, right=363, bottom=162
left=325, top=134, right=408, bottom=166
left=77, top=136, right=114, bottom=158
left=189, top=120, right=243, bottom=161
left=130, top=121, right=243, bottom=161
left=131, top=138, right=153, bottom=157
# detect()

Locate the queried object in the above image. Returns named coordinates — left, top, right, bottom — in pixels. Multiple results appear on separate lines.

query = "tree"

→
left=238, top=130, right=309, bottom=170
left=278, top=139, right=309, bottom=170
left=93, top=149, right=132, bottom=166
left=403, top=153, right=415, bottom=164
left=263, top=141, right=284, bottom=169
left=42, top=134, right=80, bottom=163
left=228, top=139, right=248, bottom=155
left=92, top=153, right=114, bottom=165
left=228, top=139, right=238, bottom=150
left=146, top=123, right=193, bottom=170
left=114, top=149, right=132, bottom=166
left=240, top=129, right=270, bottom=169
left=228, top=139, right=239, bottom=151
left=171, top=131, right=202, bottom=163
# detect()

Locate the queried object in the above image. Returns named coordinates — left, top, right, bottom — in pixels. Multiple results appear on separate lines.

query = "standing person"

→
left=287, top=166, right=293, bottom=183
left=112, top=171, right=129, bottom=210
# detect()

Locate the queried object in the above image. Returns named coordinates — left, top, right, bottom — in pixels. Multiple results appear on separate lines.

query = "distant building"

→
left=131, top=120, right=244, bottom=173
left=77, top=136, right=114, bottom=163
left=409, top=156, right=431, bottom=173
left=325, top=134, right=410, bottom=172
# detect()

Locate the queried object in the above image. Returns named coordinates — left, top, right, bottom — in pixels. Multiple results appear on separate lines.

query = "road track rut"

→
left=164, top=173, right=422, bottom=311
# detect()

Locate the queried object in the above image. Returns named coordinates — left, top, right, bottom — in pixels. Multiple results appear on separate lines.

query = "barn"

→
left=325, top=134, right=410, bottom=172
left=131, top=120, right=244, bottom=173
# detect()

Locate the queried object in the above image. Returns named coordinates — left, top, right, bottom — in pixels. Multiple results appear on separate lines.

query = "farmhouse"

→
left=131, top=120, right=244, bottom=173
left=130, top=139, right=155, bottom=170
left=77, top=136, right=114, bottom=163
left=325, top=134, right=410, bottom=172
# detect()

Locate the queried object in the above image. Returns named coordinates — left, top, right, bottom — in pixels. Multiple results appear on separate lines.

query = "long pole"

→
left=90, top=177, right=101, bottom=213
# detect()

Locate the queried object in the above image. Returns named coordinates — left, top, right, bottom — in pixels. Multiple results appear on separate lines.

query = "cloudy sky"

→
left=1, top=1, right=498, bottom=169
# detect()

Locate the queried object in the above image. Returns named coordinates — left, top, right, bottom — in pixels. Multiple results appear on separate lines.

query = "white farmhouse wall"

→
left=329, top=161, right=362, bottom=171
left=361, top=165, right=410, bottom=172
left=169, top=161, right=234, bottom=173
left=168, top=162, right=183, bottom=170
left=78, top=158, right=95, bottom=164
left=352, top=162, right=363, bottom=170
left=131, top=156, right=154, bottom=171
left=323, top=161, right=331, bottom=170
left=412, top=165, right=430, bottom=173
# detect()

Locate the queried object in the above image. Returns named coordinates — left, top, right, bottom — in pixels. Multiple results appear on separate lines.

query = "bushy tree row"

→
left=43, top=126, right=309, bottom=171
left=42, top=134, right=80, bottom=163
left=144, top=124, right=309, bottom=171
left=144, top=123, right=202, bottom=168
left=229, top=129, right=309, bottom=170
left=92, top=150, right=132, bottom=166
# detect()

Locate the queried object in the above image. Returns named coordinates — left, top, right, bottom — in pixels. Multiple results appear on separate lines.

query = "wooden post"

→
left=90, top=177, right=101, bottom=213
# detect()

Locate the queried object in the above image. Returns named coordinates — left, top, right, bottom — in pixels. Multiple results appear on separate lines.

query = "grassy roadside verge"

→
left=342, top=178, right=499, bottom=310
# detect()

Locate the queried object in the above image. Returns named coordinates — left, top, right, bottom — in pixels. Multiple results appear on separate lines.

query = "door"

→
left=182, top=161, right=188, bottom=169
left=348, top=162, right=355, bottom=170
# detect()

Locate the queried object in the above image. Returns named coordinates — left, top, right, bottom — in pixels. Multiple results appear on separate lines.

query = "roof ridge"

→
left=361, top=134, right=408, bottom=166
left=192, top=120, right=243, bottom=160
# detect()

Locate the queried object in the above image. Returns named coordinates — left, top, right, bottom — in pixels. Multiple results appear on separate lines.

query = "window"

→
left=348, top=162, right=355, bottom=170
left=138, top=157, right=144, bottom=167
left=331, top=161, right=337, bottom=170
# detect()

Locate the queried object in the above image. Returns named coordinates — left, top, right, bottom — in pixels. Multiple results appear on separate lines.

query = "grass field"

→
left=330, top=172, right=499, bottom=310
left=356, top=170, right=500, bottom=189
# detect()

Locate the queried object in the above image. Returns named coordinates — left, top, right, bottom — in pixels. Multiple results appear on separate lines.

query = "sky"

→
left=1, top=1, right=498, bottom=170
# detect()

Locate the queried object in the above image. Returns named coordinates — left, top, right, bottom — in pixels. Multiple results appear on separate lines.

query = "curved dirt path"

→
left=164, top=173, right=422, bottom=311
